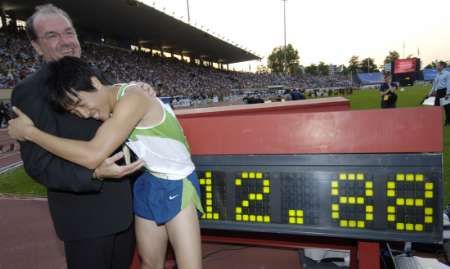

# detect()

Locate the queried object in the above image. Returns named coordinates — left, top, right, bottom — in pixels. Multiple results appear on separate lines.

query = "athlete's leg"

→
left=135, top=215, right=168, bottom=269
left=166, top=203, right=202, bottom=269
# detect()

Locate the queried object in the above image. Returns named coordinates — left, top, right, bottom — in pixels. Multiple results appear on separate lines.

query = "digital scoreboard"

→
left=177, top=103, right=444, bottom=244
left=195, top=154, right=442, bottom=243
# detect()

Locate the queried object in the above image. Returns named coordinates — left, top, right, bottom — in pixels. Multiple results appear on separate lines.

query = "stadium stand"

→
left=422, top=67, right=450, bottom=81
left=0, top=30, right=351, bottom=101
left=354, top=72, right=384, bottom=86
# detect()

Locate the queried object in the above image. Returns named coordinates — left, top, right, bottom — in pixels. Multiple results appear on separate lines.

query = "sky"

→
left=142, top=0, right=450, bottom=72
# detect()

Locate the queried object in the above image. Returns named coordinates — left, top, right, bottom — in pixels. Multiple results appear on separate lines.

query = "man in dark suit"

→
left=12, top=4, right=145, bottom=269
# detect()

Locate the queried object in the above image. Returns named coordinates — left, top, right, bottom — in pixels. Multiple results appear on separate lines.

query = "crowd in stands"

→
left=0, top=30, right=351, bottom=100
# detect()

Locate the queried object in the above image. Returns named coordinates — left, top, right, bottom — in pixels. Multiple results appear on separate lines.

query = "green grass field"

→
left=1, top=84, right=449, bottom=204
left=0, top=166, right=46, bottom=196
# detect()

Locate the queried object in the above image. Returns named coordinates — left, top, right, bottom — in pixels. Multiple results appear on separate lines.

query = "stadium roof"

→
left=0, top=0, right=261, bottom=64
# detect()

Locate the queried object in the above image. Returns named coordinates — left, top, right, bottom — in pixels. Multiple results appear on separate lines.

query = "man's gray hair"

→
left=25, top=4, right=73, bottom=41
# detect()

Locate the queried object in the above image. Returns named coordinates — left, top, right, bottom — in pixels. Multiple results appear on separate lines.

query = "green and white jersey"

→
left=117, top=84, right=195, bottom=180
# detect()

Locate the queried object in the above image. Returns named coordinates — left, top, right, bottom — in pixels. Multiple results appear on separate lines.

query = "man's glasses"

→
left=39, top=29, right=77, bottom=42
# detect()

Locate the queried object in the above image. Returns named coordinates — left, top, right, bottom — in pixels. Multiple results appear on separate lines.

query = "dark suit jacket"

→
left=12, top=63, right=133, bottom=241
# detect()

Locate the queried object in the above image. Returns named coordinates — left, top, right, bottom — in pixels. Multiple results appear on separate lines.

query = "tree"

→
left=359, top=57, right=378, bottom=73
left=267, top=44, right=300, bottom=75
left=318, top=61, right=329, bottom=76
left=304, top=64, right=318, bottom=75
left=348, top=56, right=359, bottom=73
left=425, top=60, right=449, bottom=69
left=384, top=50, right=400, bottom=64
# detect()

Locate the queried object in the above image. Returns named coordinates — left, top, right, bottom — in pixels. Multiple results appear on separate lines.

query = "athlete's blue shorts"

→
left=133, top=171, right=204, bottom=225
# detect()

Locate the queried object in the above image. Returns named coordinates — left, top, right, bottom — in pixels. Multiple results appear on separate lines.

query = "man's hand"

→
left=131, top=81, right=157, bottom=97
left=94, top=151, right=145, bottom=179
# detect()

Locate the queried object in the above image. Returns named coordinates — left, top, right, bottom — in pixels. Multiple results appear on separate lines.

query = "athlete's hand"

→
left=8, top=106, right=35, bottom=141
left=94, top=151, right=145, bottom=179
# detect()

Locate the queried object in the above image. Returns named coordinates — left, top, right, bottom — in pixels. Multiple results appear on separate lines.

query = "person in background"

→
left=430, top=61, right=450, bottom=125
left=379, top=73, right=398, bottom=109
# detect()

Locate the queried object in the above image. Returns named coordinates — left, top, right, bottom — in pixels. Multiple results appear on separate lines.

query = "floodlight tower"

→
left=282, top=0, right=288, bottom=75
left=186, top=0, right=191, bottom=23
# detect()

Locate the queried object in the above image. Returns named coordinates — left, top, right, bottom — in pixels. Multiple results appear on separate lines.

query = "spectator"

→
left=379, top=73, right=398, bottom=109
left=430, top=61, right=450, bottom=124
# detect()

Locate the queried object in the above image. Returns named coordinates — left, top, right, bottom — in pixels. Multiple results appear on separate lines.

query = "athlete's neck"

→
left=105, top=85, right=120, bottom=112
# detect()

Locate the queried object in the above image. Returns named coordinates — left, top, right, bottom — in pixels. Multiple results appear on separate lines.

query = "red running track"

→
left=0, top=197, right=302, bottom=269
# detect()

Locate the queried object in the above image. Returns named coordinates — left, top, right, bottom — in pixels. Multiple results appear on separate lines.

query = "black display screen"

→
left=194, top=154, right=443, bottom=243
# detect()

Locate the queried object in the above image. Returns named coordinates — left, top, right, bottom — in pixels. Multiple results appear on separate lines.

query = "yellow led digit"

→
left=236, top=171, right=270, bottom=223
left=387, top=173, right=434, bottom=232
left=332, top=173, right=372, bottom=229
left=199, top=171, right=220, bottom=220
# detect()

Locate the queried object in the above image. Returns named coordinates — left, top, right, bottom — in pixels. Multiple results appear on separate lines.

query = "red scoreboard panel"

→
left=177, top=105, right=443, bottom=243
